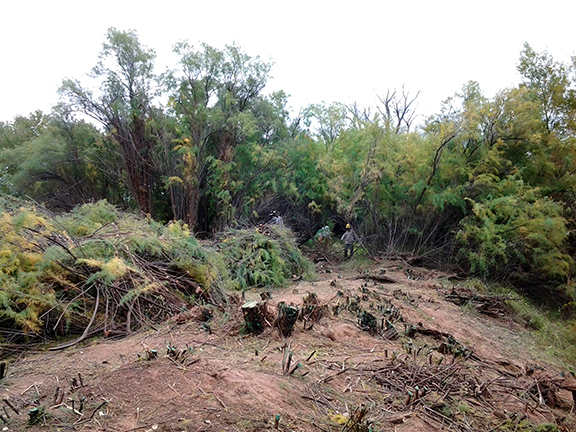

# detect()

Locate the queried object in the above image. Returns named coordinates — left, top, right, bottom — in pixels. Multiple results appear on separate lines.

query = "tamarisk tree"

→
left=60, top=28, right=159, bottom=216
left=162, top=42, right=274, bottom=228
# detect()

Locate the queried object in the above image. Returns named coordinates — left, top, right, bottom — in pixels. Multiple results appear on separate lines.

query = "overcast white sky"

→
left=2, top=1, right=575, bottom=123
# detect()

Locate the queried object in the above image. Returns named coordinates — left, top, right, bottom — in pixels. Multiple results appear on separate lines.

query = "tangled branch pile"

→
left=0, top=199, right=311, bottom=350
left=217, top=226, right=313, bottom=291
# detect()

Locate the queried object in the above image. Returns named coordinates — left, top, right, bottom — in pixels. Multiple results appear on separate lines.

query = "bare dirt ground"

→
left=1, top=259, right=575, bottom=431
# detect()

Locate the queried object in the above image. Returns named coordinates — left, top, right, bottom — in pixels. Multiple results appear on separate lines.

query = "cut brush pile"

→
left=216, top=226, right=313, bottom=291
left=0, top=199, right=311, bottom=352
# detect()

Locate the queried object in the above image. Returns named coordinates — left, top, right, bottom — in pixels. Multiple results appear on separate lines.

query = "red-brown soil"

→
left=1, top=260, right=575, bottom=431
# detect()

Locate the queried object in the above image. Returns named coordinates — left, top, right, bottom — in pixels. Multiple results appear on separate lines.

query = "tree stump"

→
left=276, top=302, right=299, bottom=337
left=359, top=311, right=378, bottom=334
left=300, top=293, right=327, bottom=329
left=28, top=407, right=45, bottom=425
left=241, top=301, right=269, bottom=335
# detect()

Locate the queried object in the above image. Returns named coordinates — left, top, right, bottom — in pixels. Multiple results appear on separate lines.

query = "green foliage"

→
left=60, top=27, right=158, bottom=216
left=83, top=257, right=132, bottom=285
left=457, top=403, right=471, bottom=415
left=0, top=108, right=126, bottom=210
left=0, top=206, right=56, bottom=334
left=304, top=102, right=350, bottom=151
left=534, top=424, right=559, bottom=432
left=0, top=200, right=231, bottom=339
left=0, top=112, right=49, bottom=195
left=459, top=280, right=576, bottom=367
left=0, top=199, right=317, bottom=342
left=5, top=35, right=576, bottom=315
left=217, top=227, right=312, bottom=290
left=518, top=43, right=576, bottom=135
left=505, top=299, right=546, bottom=330
left=158, top=40, right=277, bottom=228
left=498, top=419, right=560, bottom=432
left=457, top=177, right=572, bottom=284
left=53, top=200, right=119, bottom=237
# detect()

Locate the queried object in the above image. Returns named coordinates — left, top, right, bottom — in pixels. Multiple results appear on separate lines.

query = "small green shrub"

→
left=440, top=405, right=452, bottom=418
left=457, top=403, right=471, bottom=414
left=534, top=423, right=559, bottom=432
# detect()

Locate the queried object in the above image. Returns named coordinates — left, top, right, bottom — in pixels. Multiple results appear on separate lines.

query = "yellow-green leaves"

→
left=81, top=257, right=132, bottom=285
left=0, top=207, right=54, bottom=333
left=457, top=178, right=571, bottom=281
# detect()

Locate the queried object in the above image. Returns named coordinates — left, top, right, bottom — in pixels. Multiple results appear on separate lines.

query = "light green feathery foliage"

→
left=457, top=177, right=572, bottom=284
left=0, top=200, right=230, bottom=341
left=0, top=203, right=56, bottom=334
left=217, top=226, right=313, bottom=291
left=0, top=199, right=314, bottom=344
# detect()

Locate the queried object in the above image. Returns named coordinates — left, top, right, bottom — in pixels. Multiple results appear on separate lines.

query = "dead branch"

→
left=351, top=274, right=398, bottom=284
left=48, top=286, right=101, bottom=351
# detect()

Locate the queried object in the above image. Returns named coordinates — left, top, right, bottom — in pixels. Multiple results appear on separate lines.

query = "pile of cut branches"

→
left=216, top=226, right=313, bottom=291
left=445, top=287, right=514, bottom=318
left=0, top=200, right=228, bottom=351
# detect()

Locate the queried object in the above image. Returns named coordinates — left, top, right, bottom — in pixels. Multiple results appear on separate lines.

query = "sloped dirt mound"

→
left=1, top=261, right=575, bottom=431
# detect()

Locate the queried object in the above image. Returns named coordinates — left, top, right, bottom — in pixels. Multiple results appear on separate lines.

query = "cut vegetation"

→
left=0, top=201, right=575, bottom=431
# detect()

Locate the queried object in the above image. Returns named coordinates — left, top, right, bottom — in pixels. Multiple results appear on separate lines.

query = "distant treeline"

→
left=2, top=28, right=576, bottom=307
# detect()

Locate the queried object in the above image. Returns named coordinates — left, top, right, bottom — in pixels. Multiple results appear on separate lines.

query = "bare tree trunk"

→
left=115, top=121, right=154, bottom=216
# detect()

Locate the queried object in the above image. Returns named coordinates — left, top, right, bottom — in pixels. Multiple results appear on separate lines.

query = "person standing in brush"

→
left=341, top=224, right=356, bottom=258
left=316, top=224, right=331, bottom=248
left=269, top=210, right=284, bottom=227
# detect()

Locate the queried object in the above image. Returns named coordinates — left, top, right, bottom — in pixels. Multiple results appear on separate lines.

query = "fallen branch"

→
left=386, top=412, right=413, bottom=424
left=318, top=368, right=350, bottom=384
left=351, top=274, right=398, bottom=284
left=75, top=400, right=108, bottom=424
left=49, top=286, right=101, bottom=351
left=2, top=399, right=18, bottom=415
